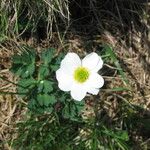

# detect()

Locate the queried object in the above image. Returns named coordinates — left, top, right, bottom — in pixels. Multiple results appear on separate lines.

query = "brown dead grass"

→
left=102, top=30, right=150, bottom=109
left=0, top=44, right=27, bottom=150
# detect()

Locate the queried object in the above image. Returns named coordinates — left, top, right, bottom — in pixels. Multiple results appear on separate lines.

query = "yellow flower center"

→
left=74, top=67, right=89, bottom=83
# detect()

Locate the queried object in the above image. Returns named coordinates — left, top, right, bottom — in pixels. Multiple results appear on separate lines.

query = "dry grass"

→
left=0, top=0, right=70, bottom=43
left=0, top=44, right=27, bottom=150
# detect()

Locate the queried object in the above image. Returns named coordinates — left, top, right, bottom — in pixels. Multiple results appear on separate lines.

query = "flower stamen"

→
left=74, top=67, right=89, bottom=83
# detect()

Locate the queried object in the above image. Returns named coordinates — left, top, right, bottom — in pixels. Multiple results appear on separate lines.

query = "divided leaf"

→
left=18, top=78, right=36, bottom=87
left=38, top=65, right=50, bottom=79
left=10, top=48, right=36, bottom=78
left=50, top=52, right=66, bottom=72
left=38, top=80, right=53, bottom=93
left=17, top=78, right=36, bottom=97
left=63, top=100, right=84, bottom=120
left=37, top=94, right=56, bottom=106
left=41, top=48, right=55, bottom=65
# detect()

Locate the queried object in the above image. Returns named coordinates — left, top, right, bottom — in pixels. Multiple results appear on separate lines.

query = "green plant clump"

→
left=10, top=46, right=131, bottom=150
left=10, top=46, right=84, bottom=117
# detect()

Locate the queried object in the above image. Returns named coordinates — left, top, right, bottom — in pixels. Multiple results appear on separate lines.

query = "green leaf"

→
left=38, top=80, right=53, bottom=93
left=27, top=63, right=35, bottom=75
left=108, top=87, right=130, bottom=92
left=28, top=99, right=37, bottom=110
left=115, top=131, right=129, bottom=141
left=17, top=78, right=36, bottom=98
left=102, top=127, right=129, bottom=142
left=37, top=94, right=56, bottom=106
left=50, top=52, right=66, bottom=72
left=103, top=44, right=128, bottom=84
left=17, top=87, right=29, bottom=98
left=10, top=64, right=24, bottom=76
left=43, top=80, right=53, bottom=93
left=74, top=100, right=85, bottom=113
left=63, top=103, right=75, bottom=119
left=18, top=78, right=36, bottom=88
left=12, top=48, right=36, bottom=64
left=55, top=52, right=66, bottom=64
left=41, top=48, right=55, bottom=65
left=12, top=55, right=24, bottom=64
left=45, top=107, right=53, bottom=113
left=63, top=100, right=84, bottom=120
left=50, top=64, right=59, bottom=72
left=38, top=65, right=50, bottom=79
left=10, top=48, right=36, bottom=78
left=20, top=63, right=35, bottom=78
left=37, top=94, right=44, bottom=106
left=48, top=95, right=57, bottom=105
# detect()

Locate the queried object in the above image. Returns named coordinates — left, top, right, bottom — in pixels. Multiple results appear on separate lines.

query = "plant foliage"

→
left=10, top=46, right=84, bottom=118
left=10, top=46, right=131, bottom=150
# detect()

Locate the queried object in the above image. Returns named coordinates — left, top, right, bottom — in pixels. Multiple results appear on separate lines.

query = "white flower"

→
left=56, top=52, right=104, bottom=101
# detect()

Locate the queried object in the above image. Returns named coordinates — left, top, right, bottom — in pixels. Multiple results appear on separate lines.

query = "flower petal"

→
left=56, top=69, right=73, bottom=91
left=82, top=52, right=103, bottom=72
left=86, top=73, right=104, bottom=88
left=71, top=83, right=87, bottom=101
left=60, top=52, right=81, bottom=74
left=87, top=88, right=99, bottom=95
